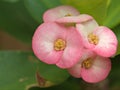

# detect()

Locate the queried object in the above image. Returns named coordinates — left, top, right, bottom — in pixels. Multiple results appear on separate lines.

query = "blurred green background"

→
left=0, top=0, right=120, bottom=90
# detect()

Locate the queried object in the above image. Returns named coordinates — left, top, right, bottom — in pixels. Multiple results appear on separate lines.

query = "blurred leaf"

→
left=0, top=51, right=69, bottom=90
left=116, top=45, right=120, bottom=56
left=103, top=0, right=120, bottom=28
left=24, top=0, right=62, bottom=23
left=2, top=0, right=19, bottom=3
left=29, top=78, right=81, bottom=90
left=0, top=1, right=39, bottom=44
left=109, top=55, right=120, bottom=90
left=61, top=0, right=108, bottom=25
left=112, top=25, right=120, bottom=55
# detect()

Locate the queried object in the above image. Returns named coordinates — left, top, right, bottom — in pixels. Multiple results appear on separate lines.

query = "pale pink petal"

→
left=93, top=26, right=118, bottom=57
left=68, top=64, right=81, bottom=78
left=56, top=27, right=83, bottom=68
left=81, top=56, right=111, bottom=83
left=43, top=5, right=80, bottom=22
left=78, top=49, right=96, bottom=63
left=68, top=49, right=95, bottom=78
left=76, top=19, right=98, bottom=35
left=76, top=20, right=99, bottom=49
left=56, top=14, right=93, bottom=23
left=32, top=22, right=67, bottom=64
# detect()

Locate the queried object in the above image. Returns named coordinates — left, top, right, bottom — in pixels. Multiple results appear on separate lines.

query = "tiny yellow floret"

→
left=54, top=39, right=66, bottom=51
left=65, top=13, right=72, bottom=17
left=82, top=58, right=93, bottom=69
left=88, top=33, right=99, bottom=45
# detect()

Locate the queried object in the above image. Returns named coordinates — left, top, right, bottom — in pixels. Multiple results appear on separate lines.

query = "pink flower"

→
left=32, top=22, right=83, bottom=69
left=68, top=49, right=111, bottom=83
left=76, top=19, right=118, bottom=57
left=43, top=5, right=80, bottom=22
left=42, top=5, right=118, bottom=58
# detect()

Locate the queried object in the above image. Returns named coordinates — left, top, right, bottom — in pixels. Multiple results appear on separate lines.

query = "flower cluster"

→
left=32, top=6, right=118, bottom=83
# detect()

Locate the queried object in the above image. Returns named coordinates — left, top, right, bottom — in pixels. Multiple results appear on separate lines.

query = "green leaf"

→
left=103, top=0, right=120, bottom=28
left=24, top=0, right=62, bottom=23
left=109, top=55, right=120, bottom=90
left=0, top=51, right=69, bottom=90
left=0, top=1, right=39, bottom=44
left=2, top=0, right=19, bottom=3
left=61, top=0, right=108, bottom=25
left=29, top=78, right=81, bottom=90
left=112, top=25, right=120, bottom=55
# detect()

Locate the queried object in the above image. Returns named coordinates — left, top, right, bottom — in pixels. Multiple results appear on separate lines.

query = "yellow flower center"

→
left=65, top=13, right=72, bottom=17
left=82, top=58, right=93, bottom=69
left=54, top=39, right=66, bottom=51
left=64, top=13, right=76, bottom=27
left=88, top=33, right=99, bottom=45
left=64, top=23, right=76, bottom=27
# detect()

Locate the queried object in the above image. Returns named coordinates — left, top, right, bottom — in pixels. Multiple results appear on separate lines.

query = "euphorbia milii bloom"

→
left=32, top=22, right=83, bottom=68
left=76, top=19, right=118, bottom=57
left=43, top=5, right=80, bottom=22
left=68, top=49, right=111, bottom=83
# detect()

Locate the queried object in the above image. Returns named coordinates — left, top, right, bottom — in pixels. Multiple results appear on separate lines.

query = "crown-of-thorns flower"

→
left=32, top=5, right=118, bottom=83
left=68, top=49, right=111, bottom=83
left=32, top=22, right=83, bottom=69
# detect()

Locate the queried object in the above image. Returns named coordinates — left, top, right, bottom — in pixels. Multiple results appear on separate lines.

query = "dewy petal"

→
left=32, top=22, right=67, bottom=64
left=68, top=49, right=95, bottom=78
left=76, top=20, right=99, bottom=49
left=43, top=5, right=80, bottom=22
left=56, top=14, right=93, bottom=23
left=56, top=27, right=83, bottom=68
left=81, top=56, right=111, bottom=83
left=93, top=26, right=118, bottom=57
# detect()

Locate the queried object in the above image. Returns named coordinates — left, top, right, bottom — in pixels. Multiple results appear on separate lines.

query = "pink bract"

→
left=93, top=26, right=118, bottom=57
left=32, top=22, right=83, bottom=69
left=56, top=14, right=93, bottom=24
left=68, top=49, right=111, bottom=83
left=76, top=19, right=118, bottom=57
left=43, top=5, right=80, bottom=22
